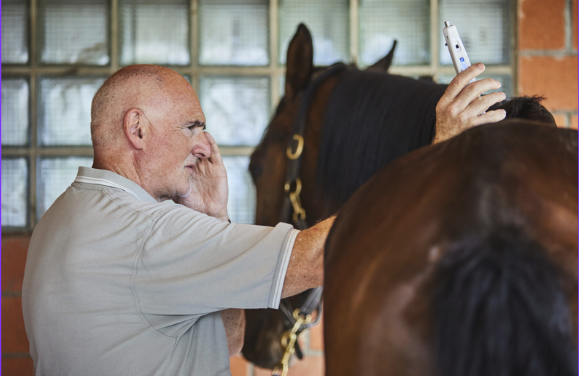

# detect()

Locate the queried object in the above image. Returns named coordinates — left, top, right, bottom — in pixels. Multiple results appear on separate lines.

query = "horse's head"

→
left=249, top=24, right=397, bottom=228
left=244, top=23, right=396, bottom=368
left=249, top=24, right=313, bottom=228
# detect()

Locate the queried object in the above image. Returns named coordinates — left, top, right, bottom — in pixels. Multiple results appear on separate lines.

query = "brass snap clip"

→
left=284, top=178, right=306, bottom=223
left=272, top=309, right=312, bottom=376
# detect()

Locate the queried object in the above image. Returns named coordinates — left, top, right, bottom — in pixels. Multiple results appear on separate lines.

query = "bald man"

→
left=22, top=64, right=505, bottom=376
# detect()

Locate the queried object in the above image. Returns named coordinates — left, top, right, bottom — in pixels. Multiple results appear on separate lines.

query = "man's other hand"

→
left=433, top=63, right=507, bottom=144
left=177, top=132, right=229, bottom=221
left=222, top=309, right=245, bottom=357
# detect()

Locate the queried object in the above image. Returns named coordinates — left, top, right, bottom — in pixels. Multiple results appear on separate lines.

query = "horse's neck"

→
left=313, top=70, right=446, bottom=215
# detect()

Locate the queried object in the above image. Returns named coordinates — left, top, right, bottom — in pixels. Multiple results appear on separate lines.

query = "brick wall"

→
left=2, top=1, right=577, bottom=375
left=519, top=0, right=578, bottom=128
left=2, top=237, right=34, bottom=375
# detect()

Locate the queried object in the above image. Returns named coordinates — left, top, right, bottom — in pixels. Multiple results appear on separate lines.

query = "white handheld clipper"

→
left=443, top=20, right=475, bottom=83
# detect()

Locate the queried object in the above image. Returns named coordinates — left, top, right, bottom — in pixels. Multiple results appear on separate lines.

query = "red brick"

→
left=253, top=365, right=273, bottom=376
left=309, top=318, right=324, bottom=351
left=518, top=56, right=579, bottom=111
left=253, top=356, right=325, bottom=376
left=573, top=0, right=578, bottom=49
left=519, top=0, right=566, bottom=50
left=287, top=356, right=325, bottom=376
left=230, top=355, right=249, bottom=376
left=2, top=297, right=29, bottom=353
left=571, top=114, right=578, bottom=129
left=553, top=114, right=568, bottom=128
left=1, top=357, right=34, bottom=376
left=2, top=236, right=30, bottom=292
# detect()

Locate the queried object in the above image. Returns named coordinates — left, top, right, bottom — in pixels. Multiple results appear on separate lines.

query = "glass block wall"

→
left=1, top=0, right=515, bottom=231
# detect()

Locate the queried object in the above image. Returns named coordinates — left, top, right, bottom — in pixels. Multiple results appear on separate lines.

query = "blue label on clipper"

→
left=460, top=58, right=469, bottom=71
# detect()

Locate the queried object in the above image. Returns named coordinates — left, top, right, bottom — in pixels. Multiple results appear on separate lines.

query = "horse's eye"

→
left=249, top=163, right=263, bottom=180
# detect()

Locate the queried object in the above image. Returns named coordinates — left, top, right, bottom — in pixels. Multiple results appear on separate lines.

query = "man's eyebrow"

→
left=183, top=120, right=206, bottom=130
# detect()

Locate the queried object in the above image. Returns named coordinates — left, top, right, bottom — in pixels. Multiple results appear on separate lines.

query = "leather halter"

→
left=279, top=62, right=348, bottom=230
left=273, top=63, right=347, bottom=374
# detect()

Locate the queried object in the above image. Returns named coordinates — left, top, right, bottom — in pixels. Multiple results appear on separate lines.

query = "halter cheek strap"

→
left=280, top=62, right=348, bottom=230
left=273, top=63, right=348, bottom=376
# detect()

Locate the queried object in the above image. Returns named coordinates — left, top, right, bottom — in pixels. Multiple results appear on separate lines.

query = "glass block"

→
left=2, top=158, right=28, bottom=228
left=359, top=0, right=430, bottom=66
left=37, top=157, right=93, bottom=219
left=199, top=76, right=270, bottom=146
left=120, top=0, right=190, bottom=65
left=279, top=75, right=285, bottom=97
left=223, top=156, right=256, bottom=224
left=2, top=78, right=29, bottom=146
left=39, top=0, right=109, bottom=65
left=437, top=74, right=513, bottom=97
left=2, top=0, right=29, bottom=64
left=279, top=0, right=349, bottom=66
left=38, top=76, right=105, bottom=146
left=199, top=0, right=269, bottom=66
left=439, top=0, right=510, bottom=66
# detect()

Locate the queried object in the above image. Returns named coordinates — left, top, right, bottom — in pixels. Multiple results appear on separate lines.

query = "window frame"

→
left=1, top=0, right=517, bottom=233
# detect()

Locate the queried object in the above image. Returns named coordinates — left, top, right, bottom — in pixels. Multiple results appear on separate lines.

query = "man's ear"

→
left=123, top=108, right=146, bottom=150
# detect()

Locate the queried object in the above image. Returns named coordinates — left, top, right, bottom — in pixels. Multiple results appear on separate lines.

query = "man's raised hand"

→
left=177, top=132, right=230, bottom=222
left=433, top=63, right=507, bottom=144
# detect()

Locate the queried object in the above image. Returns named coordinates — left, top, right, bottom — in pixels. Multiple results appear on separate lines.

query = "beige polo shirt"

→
left=23, top=167, right=298, bottom=376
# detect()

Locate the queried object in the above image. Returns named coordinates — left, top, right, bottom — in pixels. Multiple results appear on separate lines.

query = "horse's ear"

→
left=366, top=40, right=397, bottom=72
left=285, top=23, right=314, bottom=100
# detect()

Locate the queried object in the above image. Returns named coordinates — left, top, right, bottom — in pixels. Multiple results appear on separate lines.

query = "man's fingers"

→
left=439, top=63, right=486, bottom=107
left=461, top=77, right=502, bottom=101
left=450, top=78, right=502, bottom=113
left=470, top=109, right=507, bottom=127
left=464, top=91, right=506, bottom=118
left=204, top=132, right=223, bottom=165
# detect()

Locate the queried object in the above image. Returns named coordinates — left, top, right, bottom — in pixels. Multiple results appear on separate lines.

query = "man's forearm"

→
left=221, top=309, right=245, bottom=357
left=281, top=216, right=335, bottom=298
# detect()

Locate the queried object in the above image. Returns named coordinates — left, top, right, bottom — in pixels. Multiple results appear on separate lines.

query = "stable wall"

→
left=2, top=0, right=578, bottom=375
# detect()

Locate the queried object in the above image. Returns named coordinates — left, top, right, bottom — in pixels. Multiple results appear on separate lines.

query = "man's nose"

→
left=192, top=132, right=211, bottom=159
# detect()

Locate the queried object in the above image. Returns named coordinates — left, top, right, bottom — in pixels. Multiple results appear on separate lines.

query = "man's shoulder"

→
left=69, top=182, right=189, bottom=219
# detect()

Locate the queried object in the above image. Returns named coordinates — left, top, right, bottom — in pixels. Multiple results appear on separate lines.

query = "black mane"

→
left=490, top=95, right=556, bottom=126
left=316, top=68, right=447, bottom=214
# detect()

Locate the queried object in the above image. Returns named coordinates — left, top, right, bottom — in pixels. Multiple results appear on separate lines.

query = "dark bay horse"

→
left=324, top=121, right=577, bottom=376
left=243, top=23, right=557, bottom=368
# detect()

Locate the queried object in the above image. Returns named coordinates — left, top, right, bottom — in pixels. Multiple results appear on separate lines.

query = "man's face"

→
left=140, top=74, right=210, bottom=201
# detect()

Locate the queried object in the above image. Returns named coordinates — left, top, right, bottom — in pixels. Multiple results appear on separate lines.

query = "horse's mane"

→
left=316, top=68, right=447, bottom=214
left=490, top=95, right=556, bottom=126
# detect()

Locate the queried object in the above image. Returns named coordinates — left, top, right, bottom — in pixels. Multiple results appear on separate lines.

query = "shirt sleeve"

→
left=133, top=205, right=299, bottom=316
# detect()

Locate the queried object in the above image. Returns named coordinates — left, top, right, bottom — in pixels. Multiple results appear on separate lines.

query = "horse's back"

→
left=324, top=120, right=578, bottom=376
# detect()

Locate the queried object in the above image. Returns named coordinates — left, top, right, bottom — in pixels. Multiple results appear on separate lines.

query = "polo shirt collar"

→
left=75, top=167, right=158, bottom=203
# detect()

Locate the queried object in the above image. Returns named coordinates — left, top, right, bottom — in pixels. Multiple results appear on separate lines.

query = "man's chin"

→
left=177, top=181, right=194, bottom=198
